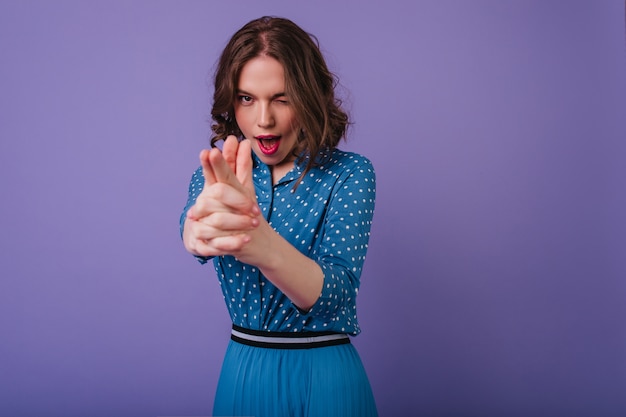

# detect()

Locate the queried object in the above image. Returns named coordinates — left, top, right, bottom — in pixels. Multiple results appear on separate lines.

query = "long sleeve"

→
left=297, top=156, right=376, bottom=331
left=180, top=166, right=210, bottom=264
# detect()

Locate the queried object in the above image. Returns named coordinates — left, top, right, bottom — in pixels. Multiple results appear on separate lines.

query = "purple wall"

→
left=1, top=1, right=625, bottom=416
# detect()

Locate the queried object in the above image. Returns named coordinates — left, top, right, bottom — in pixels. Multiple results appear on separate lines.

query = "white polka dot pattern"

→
left=180, top=149, right=376, bottom=335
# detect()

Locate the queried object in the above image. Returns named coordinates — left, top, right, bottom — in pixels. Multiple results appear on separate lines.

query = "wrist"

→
left=254, top=225, right=283, bottom=273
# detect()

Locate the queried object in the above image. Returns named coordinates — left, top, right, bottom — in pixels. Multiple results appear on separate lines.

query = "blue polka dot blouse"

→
left=180, top=148, right=376, bottom=335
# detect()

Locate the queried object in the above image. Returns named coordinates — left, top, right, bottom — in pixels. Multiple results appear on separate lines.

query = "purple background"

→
left=1, top=1, right=625, bottom=416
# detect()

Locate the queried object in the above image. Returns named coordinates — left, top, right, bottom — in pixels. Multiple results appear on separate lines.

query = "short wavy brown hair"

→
left=210, top=16, right=349, bottom=177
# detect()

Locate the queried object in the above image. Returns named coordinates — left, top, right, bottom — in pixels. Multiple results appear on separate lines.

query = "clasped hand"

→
left=183, top=136, right=266, bottom=262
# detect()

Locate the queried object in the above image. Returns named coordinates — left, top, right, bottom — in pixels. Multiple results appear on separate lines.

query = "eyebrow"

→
left=237, top=89, right=286, bottom=99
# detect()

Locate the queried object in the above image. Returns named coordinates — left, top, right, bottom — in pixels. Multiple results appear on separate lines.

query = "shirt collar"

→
left=251, top=151, right=308, bottom=187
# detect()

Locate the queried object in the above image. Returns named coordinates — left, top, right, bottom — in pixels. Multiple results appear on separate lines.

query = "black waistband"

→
left=230, top=324, right=350, bottom=349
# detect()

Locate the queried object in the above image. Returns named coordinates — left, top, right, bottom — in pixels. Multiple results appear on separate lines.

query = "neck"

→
left=270, top=161, right=295, bottom=185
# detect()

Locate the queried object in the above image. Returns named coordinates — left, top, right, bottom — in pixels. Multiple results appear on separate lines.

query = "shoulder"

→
left=303, top=149, right=376, bottom=200
left=319, top=148, right=374, bottom=169
left=317, top=149, right=376, bottom=210
left=321, top=149, right=375, bottom=180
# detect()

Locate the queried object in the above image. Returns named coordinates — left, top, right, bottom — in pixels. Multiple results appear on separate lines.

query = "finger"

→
left=187, top=184, right=254, bottom=219
left=186, top=190, right=230, bottom=220
left=192, top=223, right=251, bottom=242
left=206, top=233, right=251, bottom=254
left=222, top=135, right=239, bottom=174
left=209, top=146, right=242, bottom=189
left=209, top=141, right=259, bottom=216
left=198, top=211, right=259, bottom=232
left=235, top=139, right=256, bottom=200
left=188, top=225, right=251, bottom=257
left=200, top=149, right=216, bottom=187
left=191, top=235, right=249, bottom=258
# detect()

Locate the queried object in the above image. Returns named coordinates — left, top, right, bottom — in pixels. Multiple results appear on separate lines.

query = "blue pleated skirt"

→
left=213, top=339, right=378, bottom=417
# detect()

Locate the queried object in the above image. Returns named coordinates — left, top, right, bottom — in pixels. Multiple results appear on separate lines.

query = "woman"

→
left=180, top=16, right=377, bottom=417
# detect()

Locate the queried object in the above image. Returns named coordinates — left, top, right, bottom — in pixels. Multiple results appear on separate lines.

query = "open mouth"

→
left=256, top=136, right=281, bottom=155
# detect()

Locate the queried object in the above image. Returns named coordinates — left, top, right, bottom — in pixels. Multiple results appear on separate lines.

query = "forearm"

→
left=255, top=227, right=324, bottom=312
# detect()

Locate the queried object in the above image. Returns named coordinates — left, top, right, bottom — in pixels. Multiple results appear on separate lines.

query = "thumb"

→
left=235, top=139, right=256, bottom=201
left=199, top=149, right=216, bottom=189
left=187, top=149, right=216, bottom=220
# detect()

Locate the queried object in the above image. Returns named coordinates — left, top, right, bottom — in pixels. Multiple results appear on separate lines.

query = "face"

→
left=234, top=55, right=299, bottom=174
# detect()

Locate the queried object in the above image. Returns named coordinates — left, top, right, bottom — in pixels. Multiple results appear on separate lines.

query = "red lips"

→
left=255, top=135, right=281, bottom=155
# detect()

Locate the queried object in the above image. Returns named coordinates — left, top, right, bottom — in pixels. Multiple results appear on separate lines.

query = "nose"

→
left=257, top=103, right=274, bottom=128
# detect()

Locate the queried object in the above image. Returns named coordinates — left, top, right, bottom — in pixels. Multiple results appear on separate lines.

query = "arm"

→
left=303, top=158, right=377, bottom=320
left=181, top=153, right=324, bottom=309
left=184, top=139, right=375, bottom=314
left=247, top=224, right=325, bottom=311
left=181, top=137, right=260, bottom=261
left=192, top=139, right=324, bottom=310
left=225, top=153, right=376, bottom=314
left=179, top=167, right=210, bottom=264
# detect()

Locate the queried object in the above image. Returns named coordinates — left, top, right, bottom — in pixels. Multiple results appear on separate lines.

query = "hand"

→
left=183, top=136, right=260, bottom=257
left=184, top=137, right=324, bottom=310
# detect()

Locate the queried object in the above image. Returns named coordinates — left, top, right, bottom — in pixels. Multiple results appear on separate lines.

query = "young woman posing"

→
left=180, top=16, right=377, bottom=417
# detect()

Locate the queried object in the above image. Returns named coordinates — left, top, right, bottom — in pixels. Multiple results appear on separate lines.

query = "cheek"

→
left=281, top=112, right=298, bottom=132
left=234, top=111, right=251, bottom=133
